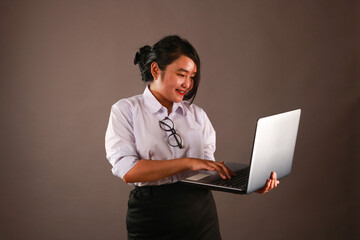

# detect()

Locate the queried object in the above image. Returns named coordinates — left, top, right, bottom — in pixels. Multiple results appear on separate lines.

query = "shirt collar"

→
left=173, top=101, right=185, bottom=115
left=143, top=86, right=185, bottom=116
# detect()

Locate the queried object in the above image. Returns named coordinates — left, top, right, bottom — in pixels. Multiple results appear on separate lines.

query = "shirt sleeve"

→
left=105, top=101, right=139, bottom=180
left=200, top=108, right=216, bottom=161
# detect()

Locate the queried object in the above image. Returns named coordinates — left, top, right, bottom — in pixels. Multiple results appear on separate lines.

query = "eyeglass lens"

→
left=168, top=133, right=182, bottom=147
left=159, top=118, right=174, bottom=131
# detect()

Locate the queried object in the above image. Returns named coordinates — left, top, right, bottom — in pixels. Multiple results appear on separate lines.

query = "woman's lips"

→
left=176, top=89, right=186, bottom=96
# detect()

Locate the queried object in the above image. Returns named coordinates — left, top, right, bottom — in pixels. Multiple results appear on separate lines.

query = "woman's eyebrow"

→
left=177, top=68, right=189, bottom=72
left=177, top=68, right=196, bottom=75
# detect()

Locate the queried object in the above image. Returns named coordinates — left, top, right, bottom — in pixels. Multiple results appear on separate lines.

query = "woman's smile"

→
left=176, top=89, right=187, bottom=96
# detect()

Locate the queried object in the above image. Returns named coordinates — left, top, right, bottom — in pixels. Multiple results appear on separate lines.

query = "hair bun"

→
left=134, top=45, right=152, bottom=65
left=134, top=52, right=141, bottom=65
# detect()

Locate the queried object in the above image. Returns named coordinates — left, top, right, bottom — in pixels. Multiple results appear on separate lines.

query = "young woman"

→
left=105, top=35, right=279, bottom=240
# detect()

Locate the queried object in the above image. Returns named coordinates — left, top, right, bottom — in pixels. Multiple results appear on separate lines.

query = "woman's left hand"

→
left=256, top=172, right=280, bottom=194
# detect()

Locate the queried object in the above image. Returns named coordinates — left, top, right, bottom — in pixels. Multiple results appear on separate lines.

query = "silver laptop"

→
left=180, top=109, right=301, bottom=194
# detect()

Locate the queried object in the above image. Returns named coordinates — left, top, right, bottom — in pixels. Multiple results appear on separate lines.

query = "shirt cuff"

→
left=111, top=156, right=139, bottom=180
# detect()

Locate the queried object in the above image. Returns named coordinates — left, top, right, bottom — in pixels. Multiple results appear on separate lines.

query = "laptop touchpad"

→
left=185, top=173, right=211, bottom=181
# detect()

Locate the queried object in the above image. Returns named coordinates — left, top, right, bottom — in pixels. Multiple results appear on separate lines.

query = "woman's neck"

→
left=148, top=85, right=173, bottom=115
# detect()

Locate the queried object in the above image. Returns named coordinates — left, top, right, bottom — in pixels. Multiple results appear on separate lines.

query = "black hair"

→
left=134, top=35, right=201, bottom=103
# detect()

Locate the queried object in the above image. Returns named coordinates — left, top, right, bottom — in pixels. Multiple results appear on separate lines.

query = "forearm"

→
left=122, top=158, right=190, bottom=183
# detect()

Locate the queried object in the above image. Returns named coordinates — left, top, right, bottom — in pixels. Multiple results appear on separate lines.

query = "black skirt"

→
left=126, top=182, right=222, bottom=240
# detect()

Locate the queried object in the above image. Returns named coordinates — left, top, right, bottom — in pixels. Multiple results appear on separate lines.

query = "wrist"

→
left=183, top=158, right=192, bottom=170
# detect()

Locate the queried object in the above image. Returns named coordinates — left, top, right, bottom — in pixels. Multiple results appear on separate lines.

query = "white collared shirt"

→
left=105, top=86, right=216, bottom=186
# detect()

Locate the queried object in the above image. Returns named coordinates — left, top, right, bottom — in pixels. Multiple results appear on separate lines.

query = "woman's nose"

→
left=182, top=77, right=192, bottom=89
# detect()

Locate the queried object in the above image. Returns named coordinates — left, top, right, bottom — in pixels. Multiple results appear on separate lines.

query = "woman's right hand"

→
left=187, top=158, right=235, bottom=179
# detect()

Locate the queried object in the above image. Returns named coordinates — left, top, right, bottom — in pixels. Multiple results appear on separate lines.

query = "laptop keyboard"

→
left=212, top=167, right=250, bottom=188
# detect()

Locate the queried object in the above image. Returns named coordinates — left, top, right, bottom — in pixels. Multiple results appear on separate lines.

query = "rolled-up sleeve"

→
left=105, top=101, right=139, bottom=180
left=201, top=109, right=216, bottom=161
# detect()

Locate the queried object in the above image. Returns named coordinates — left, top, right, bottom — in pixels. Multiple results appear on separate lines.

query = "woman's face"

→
left=150, top=55, right=197, bottom=109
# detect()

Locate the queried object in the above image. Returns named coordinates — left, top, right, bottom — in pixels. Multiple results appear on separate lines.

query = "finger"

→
left=270, top=179, right=276, bottom=189
left=219, top=161, right=236, bottom=176
left=223, top=164, right=233, bottom=179
left=212, top=162, right=228, bottom=179
left=206, top=166, right=215, bottom=171
left=217, top=163, right=232, bottom=179
left=210, top=163, right=226, bottom=179
left=273, top=171, right=277, bottom=180
left=262, top=185, right=268, bottom=194
left=264, top=179, right=271, bottom=192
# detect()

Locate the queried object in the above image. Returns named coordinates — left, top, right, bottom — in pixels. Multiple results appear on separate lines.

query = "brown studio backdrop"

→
left=0, top=1, right=359, bottom=240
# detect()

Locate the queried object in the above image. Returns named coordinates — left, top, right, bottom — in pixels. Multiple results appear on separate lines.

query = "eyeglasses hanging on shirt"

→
left=159, top=117, right=183, bottom=149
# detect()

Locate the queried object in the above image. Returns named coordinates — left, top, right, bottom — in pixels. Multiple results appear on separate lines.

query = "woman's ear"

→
left=150, top=62, right=160, bottom=80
